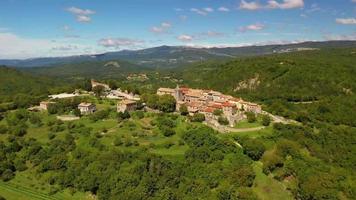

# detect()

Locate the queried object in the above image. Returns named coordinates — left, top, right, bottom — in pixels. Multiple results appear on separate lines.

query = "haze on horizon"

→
left=0, top=0, right=355, bottom=59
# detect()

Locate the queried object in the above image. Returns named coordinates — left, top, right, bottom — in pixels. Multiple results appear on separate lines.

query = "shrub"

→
left=161, top=126, right=176, bottom=137
left=190, top=113, right=205, bottom=122
left=246, top=112, right=256, bottom=123
left=218, top=117, right=229, bottom=125
left=262, top=115, right=271, bottom=126
left=179, top=105, right=189, bottom=116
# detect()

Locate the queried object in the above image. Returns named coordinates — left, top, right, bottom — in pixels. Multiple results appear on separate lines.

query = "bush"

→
left=190, top=113, right=205, bottom=122
left=262, top=115, right=271, bottom=126
left=1, top=169, right=14, bottom=181
left=218, top=117, right=229, bottom=125
left=213, top=109, right=223, bottom=116
left=246, top=112, right=256, bottom=123
left=48, top=132, right=56, bottom=140
left=0, top=125, right=8, bottom=134
left=114, top=137, right=123, bottom=146
left=242, top=139, right=266, bottom=161
left=179, top=105, right=189, bottom=116
left=161, top=127, right=176, bottom=137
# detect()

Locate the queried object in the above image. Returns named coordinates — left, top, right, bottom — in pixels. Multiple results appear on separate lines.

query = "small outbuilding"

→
left=117, top=100, right=137, bottom=113
left=78, top=103, right=96, bottom=115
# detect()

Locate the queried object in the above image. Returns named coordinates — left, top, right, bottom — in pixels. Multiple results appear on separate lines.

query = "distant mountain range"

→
left=1, top=40, right=356, bottom=68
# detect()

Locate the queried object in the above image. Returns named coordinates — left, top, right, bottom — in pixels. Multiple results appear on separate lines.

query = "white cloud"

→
left=66, top=7, right=95, bottom=15
left=218, top=7, right=230, bottom=12
left=240, top=0, right=304, bottom=10
left=190, top=8, right=208, bottom=16
left=239, top=0, right=263, bottom=10
left=76, top=15, right=91, bottom=23
left=323, top=32, right=356, bottom=40
left=336, top=18, right=356, bottom=25
left=203, top=7, right=214, bottom=12
left=0, top=32, right=93, bottom=59
left=177, top=34, right=194, bottom=42
left=150, top=22, right=172, bottom=34
left=66, top=6, right=95, bottom=23
left=52, top=45, right=78, bottom=51
left=240, top=23, right=265, bottom=32
left=175, top=8, right=183, bottom=12
left=98, top=38, right=144, bottom=48
left=267, top=0, right=304, bottom=9
left=161, top=22, right=171, bottom=28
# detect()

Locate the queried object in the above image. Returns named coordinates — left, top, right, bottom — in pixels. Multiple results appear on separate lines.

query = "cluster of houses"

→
left=157, top=86, right=262, bottom=127
left=38, top=80, right=140, bottom=116
left=36, top=79, right=262, bottom=128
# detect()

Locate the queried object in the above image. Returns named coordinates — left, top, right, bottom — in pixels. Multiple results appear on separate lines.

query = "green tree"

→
left=179, top=104, right=189, bottom=116
left=157, top=94, right=176, bottom=113
left=262, top=115, right=271, bottom=126
left=218, top=117, right=229, bottom=125
left=213, top=109, right=223, bottom=116
left=246, top=112, right=256, bottom=123
left=189, top=113, right=205, bottom=122
left=92, top=85, right=105, bottom=97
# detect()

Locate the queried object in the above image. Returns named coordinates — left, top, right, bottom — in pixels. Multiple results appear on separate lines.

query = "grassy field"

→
left=252, top=162, right=293, bottom=200
left=0, top=171, right=89, bottom=200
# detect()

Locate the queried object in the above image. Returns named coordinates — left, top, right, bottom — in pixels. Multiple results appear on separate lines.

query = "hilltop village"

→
left=36, top=80, right=263, bottom=129
left=157, top=86, right=262, bottom=127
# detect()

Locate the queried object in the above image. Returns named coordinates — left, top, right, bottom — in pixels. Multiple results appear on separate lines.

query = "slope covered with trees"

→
left=180, top=48, right=356, bottom=126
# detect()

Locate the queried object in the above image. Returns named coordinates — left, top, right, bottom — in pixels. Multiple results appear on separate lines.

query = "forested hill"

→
left=180, top=48, right=356, bottom=126
left=0, top=66, right=69, bottom=105
left=23, top=60, right=142, bottom=80
left=1, top=40, right=355, bottom=68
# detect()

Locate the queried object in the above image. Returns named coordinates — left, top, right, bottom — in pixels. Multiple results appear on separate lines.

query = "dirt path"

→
left=225, top=126, right=266, bottom=133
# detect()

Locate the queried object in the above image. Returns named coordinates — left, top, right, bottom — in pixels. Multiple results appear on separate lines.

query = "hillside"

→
left=23, top=60, right=142, bottom=80
left=0, top=66, right=58, bottom=101
left=179, top=48, right=356, bottom=126
left=1, top=41, right=355, bottom=68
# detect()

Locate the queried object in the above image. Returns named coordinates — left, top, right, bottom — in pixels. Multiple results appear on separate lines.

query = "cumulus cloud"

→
left=218, top=7, right=230, bottom=12
left=267, top=0, right=304, bottom=9
left=336, top=18, right=356, bottom=25
left=240, top=23, right=265, bottom=32
left=177, top=35, right=194, bottom=42
left=239, top=0, right=263, bottom=10
left=203, top=7, right=214, bottom=12
left=76, top=15, right=91, bottom=23
left=67, top=7, right=95, bottom=15
left=190, top=8, right=207, bottom=16
left=98, top=38, right=144, bottom=48
left=150, top=22, right=172, bottom=34
left=240, top=0, right=304, bottom=10
left=66, top=6, right=95, bottom=23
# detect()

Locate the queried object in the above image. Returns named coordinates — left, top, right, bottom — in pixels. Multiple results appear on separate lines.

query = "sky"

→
left=0, top=0, right=355, bottom=59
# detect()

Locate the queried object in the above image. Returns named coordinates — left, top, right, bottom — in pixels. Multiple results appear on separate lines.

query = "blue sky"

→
left=0, top=0, right=355, bottom=59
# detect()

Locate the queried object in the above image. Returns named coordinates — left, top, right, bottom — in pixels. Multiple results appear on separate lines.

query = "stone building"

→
left=78, top=103, right=96, bottom=115
left=117, top=100, right=137, bottom=113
